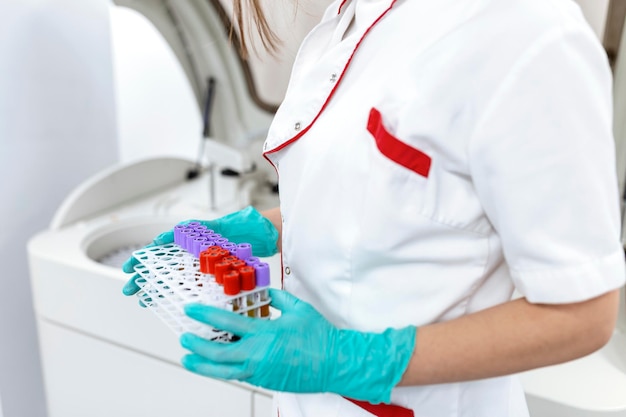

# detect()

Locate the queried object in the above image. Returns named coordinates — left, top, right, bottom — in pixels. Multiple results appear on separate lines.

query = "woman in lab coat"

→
left=124, top=0, right=626, bottom=416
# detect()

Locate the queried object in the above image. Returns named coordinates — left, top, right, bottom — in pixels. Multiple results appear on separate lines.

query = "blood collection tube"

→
left=222, top=242, right=237, bottom=256
left=245, top=256, right=261, bottom=266
left=205, top=251, right=224, bottom=275
left=254, top=262, right=271, bottom=317
left=214, top=238, right=229, bottom=248
left=223, top=270, right=241, bottom=312
left=214, top=261, right=232, bottom=285
left=199, top=242, right=221, bottom=274
left=231, top=260, right=246, bottom=271
left=222, top=256, right=238, bottom=264
left=199, top=241, right=214, bottom=255
left=174, top=224, right=187, bottom=246
left=178, top=227, right=193, bottom=248
left=192, top=236, right=208, bottom=258
left=236, top=243, right=253, bottom=261
left=217, top=249, right=230, bottom=263
left=193, top=225, right=208, bottom=234
left=184, top=232, right=200, bottom=252
left=239, top=266, right=256, bottom=317
left=199, top=251, right=212, bottom=274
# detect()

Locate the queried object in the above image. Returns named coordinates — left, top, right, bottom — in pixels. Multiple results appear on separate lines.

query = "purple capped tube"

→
left=254, top=262, right=270, bottom=287
left=178, top=227, right=194, bottom=248
left=222, top=242, right=237, bottom=256
left=214, top=238, right=229, bottom=248
left=193, top=225, right=207, bottom=233
left=174, top=224, right=188, bottom=246
left=236, top=243, right=253, bottom=261
left=184, top=232, right=200, bottom=252
left=254, top=262, right=271, bottom=318
left=207, top=233, right=221, bottom=241
left=245, top=256, right=261, bottom=266
left=199, top=241, right=215, bottom=253
left=192, top=236, right=209, bottom=258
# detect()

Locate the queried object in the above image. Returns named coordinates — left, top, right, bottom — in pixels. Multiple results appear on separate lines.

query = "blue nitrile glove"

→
left=179, top=289, right=417, bottom=404
left=121, top=206, right=279, bottom=296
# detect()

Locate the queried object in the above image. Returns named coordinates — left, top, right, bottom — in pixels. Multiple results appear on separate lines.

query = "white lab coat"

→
left=262, top=0, right=626, bottom=416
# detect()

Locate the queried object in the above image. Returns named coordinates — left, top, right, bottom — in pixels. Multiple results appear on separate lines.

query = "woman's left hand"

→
left=180, top=288, right=417, bottom=404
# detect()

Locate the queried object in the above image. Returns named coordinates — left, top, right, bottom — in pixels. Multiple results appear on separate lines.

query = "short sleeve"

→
left=469, top=28, right=626, bottom=304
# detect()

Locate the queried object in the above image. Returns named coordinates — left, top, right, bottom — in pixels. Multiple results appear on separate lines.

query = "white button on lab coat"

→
left=263, top=0, right=626, bottom=416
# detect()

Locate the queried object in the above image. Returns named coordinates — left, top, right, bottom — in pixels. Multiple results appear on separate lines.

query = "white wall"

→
left=0, top=1, right=118, bottom=416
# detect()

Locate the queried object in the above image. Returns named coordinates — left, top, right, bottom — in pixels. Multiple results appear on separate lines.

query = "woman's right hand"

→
left=121, top=205, right=280, bottom=296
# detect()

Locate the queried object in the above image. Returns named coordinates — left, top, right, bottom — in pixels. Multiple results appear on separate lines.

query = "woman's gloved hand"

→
left=121, top=206, right=279, bottom=296
left=180, top=289, right=417, bottom=404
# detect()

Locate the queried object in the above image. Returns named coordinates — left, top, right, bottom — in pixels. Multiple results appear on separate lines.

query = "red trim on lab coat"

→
left=263, top=0, right=398, bottom=161
left=338, top=0, right=350, bottom=14
left=346, top=398, right=415, bottom=417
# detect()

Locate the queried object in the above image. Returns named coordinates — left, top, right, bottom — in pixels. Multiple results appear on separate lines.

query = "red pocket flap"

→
left=367, top=108, right=431, bottom=178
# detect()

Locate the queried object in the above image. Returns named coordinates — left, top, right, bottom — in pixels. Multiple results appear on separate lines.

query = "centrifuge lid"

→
left=113, top=0, right=332, bottom=148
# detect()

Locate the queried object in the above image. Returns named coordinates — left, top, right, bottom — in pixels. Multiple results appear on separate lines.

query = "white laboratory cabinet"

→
left=28, top=157, right=281, bottom=417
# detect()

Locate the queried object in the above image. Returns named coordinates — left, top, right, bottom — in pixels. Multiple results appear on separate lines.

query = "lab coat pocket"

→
left=366, top=107, right=492, bottom=234
left=360, top=106, right=435, bottom=251
left=367, top=107, right=432, bottom=178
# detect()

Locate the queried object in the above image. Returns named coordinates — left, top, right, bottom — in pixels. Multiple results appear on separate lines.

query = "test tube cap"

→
left=245, top=256, right=261, bottom=266
left=223, top=270, right=241, bottom=295
left=222, top=242, right=237, bottom=255
left=199, top=241, right=215, bottom=253
left=240, top=266, right=256, bottom=291
left=215, top=261, right=232, bottom=285
left=178, top=227, right=194, bottom=248
left=185, top=232, right=200, bottom=252
left=192, top=236, right=209, bottom=258
left=254, top=262, right=270, bottom=287
left=236, top=243, right=253, bottom=261
left=231, top=260, right=246, bottom=270
left=215, top=238, right=229, bottom=248
left=206, top=251, right=224, bottom=274
left=174, top=224, right=188, bottom=246
left=199, top=251, right=212, bottom=274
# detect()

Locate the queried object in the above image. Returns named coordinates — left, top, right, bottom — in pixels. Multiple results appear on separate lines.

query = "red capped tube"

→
left=206, top=251, right=225, bottom=274
left=239, top=266, right=256, bottom=291
left=231, top=260, right=246, bottom=271
left=199, top=251, right=212, bottom=274
left=214, top=261, right=232, bottom=285
left=223, top=270, right=241, bottom=296
left=222, top=256, right=238, bottom=264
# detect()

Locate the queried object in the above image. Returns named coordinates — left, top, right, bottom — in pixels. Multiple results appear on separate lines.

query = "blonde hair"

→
left=232, top=0, right=281, bottom=58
